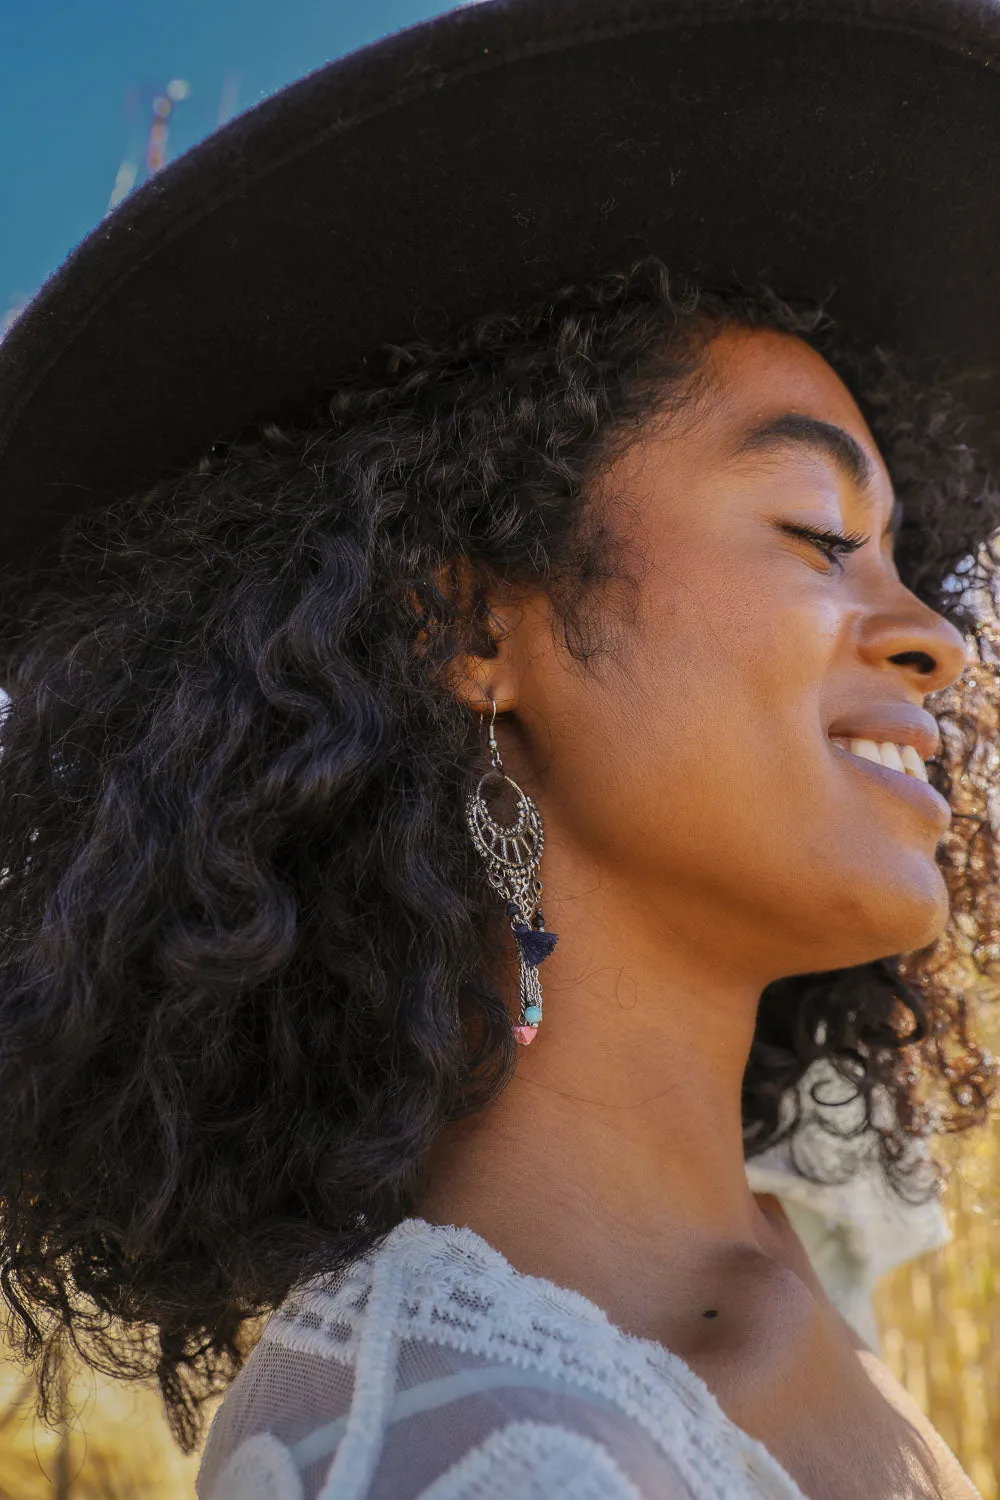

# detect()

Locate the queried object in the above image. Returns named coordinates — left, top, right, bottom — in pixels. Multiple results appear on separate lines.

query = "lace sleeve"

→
left=411, top=1420, right=664, bottom=1500
left=197, top=1336, right=698, bottom=1500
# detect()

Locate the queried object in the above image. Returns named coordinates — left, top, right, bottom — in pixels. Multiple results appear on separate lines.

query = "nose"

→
left=856, top=588, right=969, bottom=695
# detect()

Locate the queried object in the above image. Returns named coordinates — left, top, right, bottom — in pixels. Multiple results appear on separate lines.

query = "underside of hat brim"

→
left=0, top=0, right=997, bottom=653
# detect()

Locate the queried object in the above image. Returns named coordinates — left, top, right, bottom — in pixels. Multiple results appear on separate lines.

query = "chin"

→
left=806, top=857, right=952, bottom=969
left=857, top=874, right=951, bottom=963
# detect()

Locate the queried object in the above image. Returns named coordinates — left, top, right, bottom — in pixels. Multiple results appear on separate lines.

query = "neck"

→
left=415, top=850, right=781, bottom=1332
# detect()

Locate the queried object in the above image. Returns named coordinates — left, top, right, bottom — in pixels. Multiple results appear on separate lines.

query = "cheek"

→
left=522, top=554, right=947, bottom=968
left=538, top=575, right=838, bottom=873
left=629, top=569, right=836, bottom=774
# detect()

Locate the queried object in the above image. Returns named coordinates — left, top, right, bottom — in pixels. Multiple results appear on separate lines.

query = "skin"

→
left=415, top=326, right=979, bottom=1499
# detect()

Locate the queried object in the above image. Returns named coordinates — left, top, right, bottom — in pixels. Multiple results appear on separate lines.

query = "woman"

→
left=0, top=2, right=997, bottom=1497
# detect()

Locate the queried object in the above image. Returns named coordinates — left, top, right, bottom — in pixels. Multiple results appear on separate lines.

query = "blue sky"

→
left=2, top=0, right=454, bottom=329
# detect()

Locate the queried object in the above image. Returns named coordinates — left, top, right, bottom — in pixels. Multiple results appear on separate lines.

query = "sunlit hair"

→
left=0, top=255, right=997, bottom=1449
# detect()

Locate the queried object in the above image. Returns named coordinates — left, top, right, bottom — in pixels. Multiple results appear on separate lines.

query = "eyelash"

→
left=778, top=521, right=869, bottom=570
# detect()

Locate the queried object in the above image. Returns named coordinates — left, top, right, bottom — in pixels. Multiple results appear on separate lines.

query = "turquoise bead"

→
left=524, top=1004, right=542, bottom=1025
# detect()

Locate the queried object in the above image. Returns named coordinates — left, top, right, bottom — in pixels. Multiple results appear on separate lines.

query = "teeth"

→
left=848, top=737, right=881, bottom=765
left=878, top=741, right=906, bottom=774
left=838, top=736, right=929, bottom=780
left=900, top=744, right=929, bottom=782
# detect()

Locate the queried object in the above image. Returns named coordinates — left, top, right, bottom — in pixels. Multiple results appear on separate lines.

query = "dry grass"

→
left=873, top=1070, right=1000, bottom=1497
left=0, top=1357, right=208, bottom=1499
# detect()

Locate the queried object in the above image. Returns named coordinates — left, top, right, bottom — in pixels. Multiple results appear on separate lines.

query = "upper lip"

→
left=826, top=708, right=941, bottom=763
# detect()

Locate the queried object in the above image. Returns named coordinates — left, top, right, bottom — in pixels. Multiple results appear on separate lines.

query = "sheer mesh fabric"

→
left=196, top=1221, right=811, bottom=1500
left=197, top=1337, right=695, bottom=1499
left=196, top=1062, right=957, bottom=1500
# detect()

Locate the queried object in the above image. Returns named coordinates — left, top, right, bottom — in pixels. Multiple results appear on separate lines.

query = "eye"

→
left=777, top=521, right=869, bottom=571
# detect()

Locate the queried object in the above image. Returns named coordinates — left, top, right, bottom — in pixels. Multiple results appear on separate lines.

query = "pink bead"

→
left=513, top=1024, right=538, bottom=1045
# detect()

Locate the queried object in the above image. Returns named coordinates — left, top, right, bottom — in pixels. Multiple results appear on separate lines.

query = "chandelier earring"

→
left=465, top=699, right=558, bottom=1045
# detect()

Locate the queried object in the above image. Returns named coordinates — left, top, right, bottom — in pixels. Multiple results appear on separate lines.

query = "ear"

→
left=433, top=558, right=523, bottom=718
left=448, top=597, right=523, bottom=718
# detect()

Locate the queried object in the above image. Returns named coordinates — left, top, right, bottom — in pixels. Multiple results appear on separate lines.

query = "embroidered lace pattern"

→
left=196, top=1063, right=967, bottom=1500
left=197, top=1218, right=814, bottom=1500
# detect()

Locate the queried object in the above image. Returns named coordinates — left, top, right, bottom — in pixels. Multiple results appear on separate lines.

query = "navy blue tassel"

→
left=513, top=922, right=559, bottom=966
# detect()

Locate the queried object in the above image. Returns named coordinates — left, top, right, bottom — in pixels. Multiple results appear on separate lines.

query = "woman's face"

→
left=500, top=324, right=969, bottom=982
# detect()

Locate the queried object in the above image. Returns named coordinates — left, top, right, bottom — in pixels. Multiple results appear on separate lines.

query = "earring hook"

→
left=484, top=697, right=502, bottom=772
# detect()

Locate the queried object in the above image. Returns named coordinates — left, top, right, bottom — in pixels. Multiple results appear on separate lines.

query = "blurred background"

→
left=1, top=1, right=998, bottom=1494
left=1, top=0, right=448, bottom=333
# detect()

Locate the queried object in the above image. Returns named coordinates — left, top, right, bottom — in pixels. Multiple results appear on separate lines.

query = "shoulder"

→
left=199, top=1369, right=693, bottom=1500
left=391, top=1419, right=686, bottom=1500
left=196, top=1219, right=793, bottom=1500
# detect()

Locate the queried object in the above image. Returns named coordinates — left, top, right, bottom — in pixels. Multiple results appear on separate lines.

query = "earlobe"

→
left=447, top=649, right=517, bottom=718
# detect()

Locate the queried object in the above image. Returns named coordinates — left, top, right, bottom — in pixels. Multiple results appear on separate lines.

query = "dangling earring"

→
left=465, top=699, right=558, bottom=1045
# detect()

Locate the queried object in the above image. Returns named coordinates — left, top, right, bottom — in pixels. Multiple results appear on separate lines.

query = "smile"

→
left=828, top=736, right=928, bottom=782
left=827, top=735, right=951, bottom=829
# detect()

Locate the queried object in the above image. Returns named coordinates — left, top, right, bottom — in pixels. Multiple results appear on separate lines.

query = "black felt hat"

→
left=0, top=0, right=998, bottom=660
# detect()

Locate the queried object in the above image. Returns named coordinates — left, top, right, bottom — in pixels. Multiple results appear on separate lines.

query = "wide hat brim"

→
left=0, top=0, right=998, bottom=658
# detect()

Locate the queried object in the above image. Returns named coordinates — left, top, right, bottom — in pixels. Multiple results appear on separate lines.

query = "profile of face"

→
left=477, top=325, right=969, bottom=988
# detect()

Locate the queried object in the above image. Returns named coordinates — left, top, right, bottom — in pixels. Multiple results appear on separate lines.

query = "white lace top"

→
left=195, top=1136, right=956, bottom=1500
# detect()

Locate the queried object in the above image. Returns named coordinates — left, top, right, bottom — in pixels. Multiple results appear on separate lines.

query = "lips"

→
left=829, top=737, right=929, bottom=780
left=826, top=709, right=941, bottom=764
left=826, top=712, right=950, bottom=829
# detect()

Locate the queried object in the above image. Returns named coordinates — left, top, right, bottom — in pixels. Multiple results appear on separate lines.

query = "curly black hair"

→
left=0, top=256, right=997, bottom=1451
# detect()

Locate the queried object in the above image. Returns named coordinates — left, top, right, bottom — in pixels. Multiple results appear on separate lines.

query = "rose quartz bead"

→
left=513, top=1024, right=538, bottom=1045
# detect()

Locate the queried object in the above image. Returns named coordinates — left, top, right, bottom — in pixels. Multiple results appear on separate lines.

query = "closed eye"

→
left=777, top=520, right=869, bottom=570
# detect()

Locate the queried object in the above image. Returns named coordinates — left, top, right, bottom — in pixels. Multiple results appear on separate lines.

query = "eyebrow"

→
left=730, top=412, right=902, bottom=537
